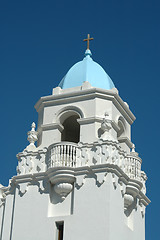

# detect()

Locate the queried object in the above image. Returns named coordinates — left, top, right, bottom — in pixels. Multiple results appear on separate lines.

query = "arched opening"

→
left=117, top=116, right=126, bottom=139
left=61, top=115, right=80, bottom=143
left=117, top=120, right=125, bottom=138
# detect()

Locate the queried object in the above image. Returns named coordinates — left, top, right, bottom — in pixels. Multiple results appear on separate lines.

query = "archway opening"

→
left=61, top=115, right=80, bottom=143
left=117, top=116, right=126, bottom=139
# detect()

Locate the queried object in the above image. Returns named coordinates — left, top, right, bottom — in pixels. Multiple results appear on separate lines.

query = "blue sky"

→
left=0, top=0, right=159, bottom=239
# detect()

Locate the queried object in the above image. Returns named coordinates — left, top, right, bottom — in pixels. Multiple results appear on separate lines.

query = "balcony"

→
left=125, top=153, right=142, bottom=181
left=47, top=142, right=80, bottom=168
left=47, top=141, right=142, bottom=182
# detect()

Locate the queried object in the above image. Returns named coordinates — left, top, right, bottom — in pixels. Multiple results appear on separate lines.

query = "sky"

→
left=0, top=0, right=159, bottom=239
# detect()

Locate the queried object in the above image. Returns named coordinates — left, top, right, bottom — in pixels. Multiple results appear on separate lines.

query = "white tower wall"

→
left=0, top=57, right=150, bottom=240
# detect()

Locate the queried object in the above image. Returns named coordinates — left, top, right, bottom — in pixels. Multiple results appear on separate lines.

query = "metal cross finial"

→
left=83, top=34, right=94, bottom=50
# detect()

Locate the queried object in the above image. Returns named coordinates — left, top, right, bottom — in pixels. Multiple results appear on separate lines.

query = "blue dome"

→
left=58, top=50, right=115, bottom=90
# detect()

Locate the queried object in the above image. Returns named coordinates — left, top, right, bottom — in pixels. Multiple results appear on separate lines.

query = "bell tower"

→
left=0, top=38, right=150, bottom=240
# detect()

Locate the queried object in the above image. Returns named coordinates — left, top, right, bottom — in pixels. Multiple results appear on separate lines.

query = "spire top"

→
left=83, top=34, right=94, bottom=50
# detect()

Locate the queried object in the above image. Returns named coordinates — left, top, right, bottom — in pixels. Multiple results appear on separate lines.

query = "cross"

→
left=83, top=34, right=94, bottom=50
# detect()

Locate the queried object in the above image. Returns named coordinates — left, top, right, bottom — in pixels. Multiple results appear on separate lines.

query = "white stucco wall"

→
left=0, top=86, right=149, bottom=240
left=0, top=172, right=145, bottom=240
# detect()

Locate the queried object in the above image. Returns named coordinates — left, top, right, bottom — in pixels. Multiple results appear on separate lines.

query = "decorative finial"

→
left=26, top=122, right=38, bottom=151
left=131, top=144, right=135, bottom=153
left=101, top=112, right=111, bottom=132
left=31, top=122, right=36, bottom=131
left=131, top=144, right=139, bottom=156
left=83, top=34, right=94, bottom=50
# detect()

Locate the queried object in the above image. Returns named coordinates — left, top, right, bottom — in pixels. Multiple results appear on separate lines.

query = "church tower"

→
left=0, top=35, right=150, bottom=240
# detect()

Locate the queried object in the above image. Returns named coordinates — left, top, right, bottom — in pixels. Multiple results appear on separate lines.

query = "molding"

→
left=4, top=172, right=48, bottom=196
left=111, top=121, right=121, bottom=132
left=118, top=136, right=133, bottom=148
left=138, top=191, right=151, bottom=206
left=46, top=167, right=75, bottom=184
left=77, top=117, right=102, bottom=125
left=38, top=123, right=64, bottom=134
left=3, top=163, right=150, bottom=207
left=56, top=105, right=85, bottom=120
left=34, top=88, right=136, bottom=124
left=17, top=147, right=47, bottom=157
left=78, top=139, right=126, bottom=155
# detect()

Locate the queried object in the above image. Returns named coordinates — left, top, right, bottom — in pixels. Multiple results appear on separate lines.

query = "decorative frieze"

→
left=17, top=148, right=47, bottom=175
left=15, top=132, right=149, bottom=211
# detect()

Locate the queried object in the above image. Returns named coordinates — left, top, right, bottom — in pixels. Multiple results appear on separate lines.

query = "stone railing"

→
left=125, top=153, right=142, bottom=181
left=47, top=141, right=142, bottom=182
left=47, top=142, right=80, bottom=168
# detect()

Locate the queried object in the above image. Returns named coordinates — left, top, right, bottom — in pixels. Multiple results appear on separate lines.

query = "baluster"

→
left=57, top=145, right=60, bottom=166
left=134, top=158, right=136, bottom=179
left=137, top=160, right=139, bottom=179
left=54, top=146, right=56, bottom=166
left=126, top=157, right=128, bottom=177
left=135, top=159, right=137, bottom=179
left=131, top=157, right=133, bottom=179
left=76, top=147, right=81, bottom=167
left=131, top=158, right=133, bottom=178
left=55, top=147, right=57, bottom=167
left=67, top=145, right=69, bottom=166
left=130, top=157, right=132, bottom=178
left=61, top=145, right=64, bottom=166
left=49, top=149, right=51, bottom=168
left=130, top=158, right=132, bottom=178
left=70, top=145, right=72, bottom=166
left=66, top=145, right=69, bottom=166
left=74, top=146, right=77, bottom=167
left=54, top=146, right=57, bottom=167
left=63, top=145, right=66, bottom=166
left=137, top=160, right=139, bottom=180
left=52, top=147, right=54, bottom=167
left=128, top=157, right=131, bottom=178
left=67, top=145, right=70, bottom=167
left=60, top=145, right=63, bottom=166
left=72, top=146, right=75, bottom=167
left=71, top=146, right=74, bottom=167
left=132, top=158, right=135, bottom=179
left=138, top=161, right=140, bottom=180
left=138, top=162, right=141, bottom=180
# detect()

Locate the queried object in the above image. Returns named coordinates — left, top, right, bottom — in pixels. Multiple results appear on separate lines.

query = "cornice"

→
left=37, top=122, right=64, bottom=135
left=138, top=191, right=151, bottom=206
left=77, top=117, right=102, bottom=125
left=34, top=88, right=136, bottom=124
left=38, top=117, right=119, bottom=134
left=4, top=163, right=150, bottom=207
left=118, top=136, right=134, bottom=148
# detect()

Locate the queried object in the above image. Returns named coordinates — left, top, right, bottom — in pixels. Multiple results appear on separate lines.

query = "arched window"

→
left=61, top=114, right=80, bottom=143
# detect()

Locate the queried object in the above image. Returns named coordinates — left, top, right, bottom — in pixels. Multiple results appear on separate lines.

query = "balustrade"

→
left=47, top=142, right=142, bottom=181
left=125, top=154, right=142, bottom=181
left=48, top=142, right=79, bottom=168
